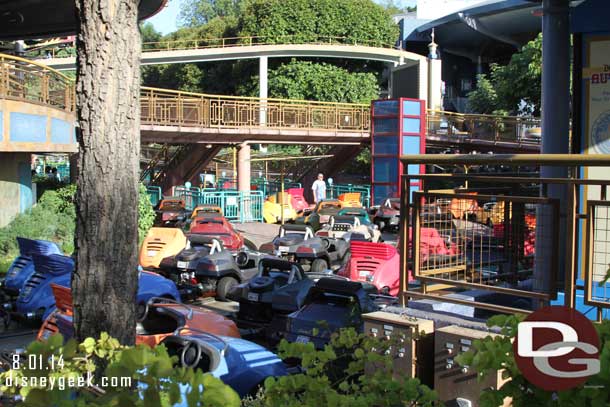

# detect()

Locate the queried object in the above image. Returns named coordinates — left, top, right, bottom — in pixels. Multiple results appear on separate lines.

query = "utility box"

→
left=362, top=311, right=434, bottom=387
left=434, top=325, right=509, bottom=407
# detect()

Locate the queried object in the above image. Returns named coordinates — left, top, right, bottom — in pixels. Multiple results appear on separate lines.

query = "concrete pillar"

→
left=534, top=0, right=571, bottom=303
left=237, top=143, right=251, bottom=193
left=259, top=56, right=268, bottom=126
left=0, top=153, right=33, bottom=227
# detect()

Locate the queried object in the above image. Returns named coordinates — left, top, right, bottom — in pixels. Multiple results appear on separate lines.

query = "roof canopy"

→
left=0, top=0, right=166, bottom=40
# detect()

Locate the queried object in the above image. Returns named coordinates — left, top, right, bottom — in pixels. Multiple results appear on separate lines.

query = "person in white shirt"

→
left=311, top=173, right=327, bottom=204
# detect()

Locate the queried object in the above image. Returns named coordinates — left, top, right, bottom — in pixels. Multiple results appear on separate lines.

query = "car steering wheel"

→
left=180, top=341, right=202, bottom=369
left=320, top=237, right=331, bottom=250
left=136, top=302, right=148, bottom=323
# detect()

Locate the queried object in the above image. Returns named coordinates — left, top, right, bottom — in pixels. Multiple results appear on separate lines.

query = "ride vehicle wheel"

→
left=311, top=258, right=328, bottom=273
left=216, top=277, right=239, bottom=301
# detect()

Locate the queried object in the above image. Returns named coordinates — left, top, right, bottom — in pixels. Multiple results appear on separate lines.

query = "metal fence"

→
left=328, top=184, right=371, bottom=207
left=168, top=186, right=264, bottom=223
left=398, top=154, right=610, bottom=318
left=140, top=87, right=371, bottom=133
left=145, top=186, right=163, bottom=207
left=0, top=53, right=75, bottom=112
left=36, top=35, right=399, bottom=59
left=427, top=110, right=541, bottom=146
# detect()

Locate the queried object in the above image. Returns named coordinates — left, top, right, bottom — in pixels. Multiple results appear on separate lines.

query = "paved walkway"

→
left=233, top=222, right=280, bottom=248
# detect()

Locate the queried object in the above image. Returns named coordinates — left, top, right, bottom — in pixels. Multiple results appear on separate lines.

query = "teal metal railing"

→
left=146, top=186, right=163, bottom=207
left=250, top=178, right=302, bottom=197
left=327, top=184, right=371, bottom=207
left=167, top=185, right=264, bottom=222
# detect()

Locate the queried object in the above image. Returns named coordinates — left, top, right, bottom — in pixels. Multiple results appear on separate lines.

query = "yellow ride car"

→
left=263, top=192, right=298, bottom=223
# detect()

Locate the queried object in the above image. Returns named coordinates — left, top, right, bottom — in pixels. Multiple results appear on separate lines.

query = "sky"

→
left=147, top=0, right=418, bottom=35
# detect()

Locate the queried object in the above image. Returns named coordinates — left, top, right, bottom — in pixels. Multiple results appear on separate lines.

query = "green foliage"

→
left=144, top=0, right=394, bottom=98
left=138, top=184, right=156, bottom=243
left=0, top=333, right=240, bottom=406
left=0, top=184, right=77, bottom=262
left=379, top=0, right=417, bottom=15
left=179, top=0, right=245, bottom=27
left=468, top=34, right=542, bottom=115
left=238, top=0, right=398, bottom=47
left=0, top=183, right=154, bottom=270
left=456, top=314, right=610, bottom=407
left=239, top=59, right=379, bottom=103
left=256, top=328, right=437, bottom=406
left=141, top=22, right=162, bottom=43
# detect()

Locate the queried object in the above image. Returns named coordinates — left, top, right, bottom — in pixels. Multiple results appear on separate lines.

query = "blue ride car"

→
left=13, top=253, right=181, bottom=321
left=280, top=277, right=380, bottom=349
left=161, top=330, right=289, bottom=398
left=2, top=238, right=61, bottom=298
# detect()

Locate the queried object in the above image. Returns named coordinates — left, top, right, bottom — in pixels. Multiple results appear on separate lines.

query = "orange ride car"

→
left=139, top=227, right=188, bottom=270
left=37, top=285, right=240, bottom=345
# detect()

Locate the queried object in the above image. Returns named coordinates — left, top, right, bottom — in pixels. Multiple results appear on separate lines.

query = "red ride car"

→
left=189, top=215, right=245, bottom=251
left=286, top=188, right=313, bottom=213
left=339, top=241, right=405, bottom=296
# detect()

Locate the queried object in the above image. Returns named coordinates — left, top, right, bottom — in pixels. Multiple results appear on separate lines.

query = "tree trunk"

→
left=73, top=0, right=141, bottom=345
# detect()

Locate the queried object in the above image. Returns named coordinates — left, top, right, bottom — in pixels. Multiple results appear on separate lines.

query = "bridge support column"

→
left=237, top=143, right=251, bottom=193
left=259, top=56, right=268, bottom=126
left=535, top=0, right=571, bottom=306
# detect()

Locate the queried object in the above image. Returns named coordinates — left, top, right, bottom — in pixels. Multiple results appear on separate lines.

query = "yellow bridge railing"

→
left=140, top=87, right=370, bottom=132
left=0, top=53, right=75, bottom=112
left=31, top=35, right=400, bottom=59
left=427, top=110, right=541, bottom=145
left=1, top=52, right=541, bottom=143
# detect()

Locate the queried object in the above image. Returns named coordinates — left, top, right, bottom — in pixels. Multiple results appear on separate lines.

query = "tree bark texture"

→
left=73, top=0, right=141, bottom=345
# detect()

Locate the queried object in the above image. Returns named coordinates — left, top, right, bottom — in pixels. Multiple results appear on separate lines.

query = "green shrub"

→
left=0, top=333, right=240, bottom=406
left=456, top=314, right=610, bottom=406
left=0, top=184, right=77, bottom=263
left=256, top=328, right=437, bottom=407
left=138, top=183, right=156, bottom=243
left=0, top=183, right=153, bottom=270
